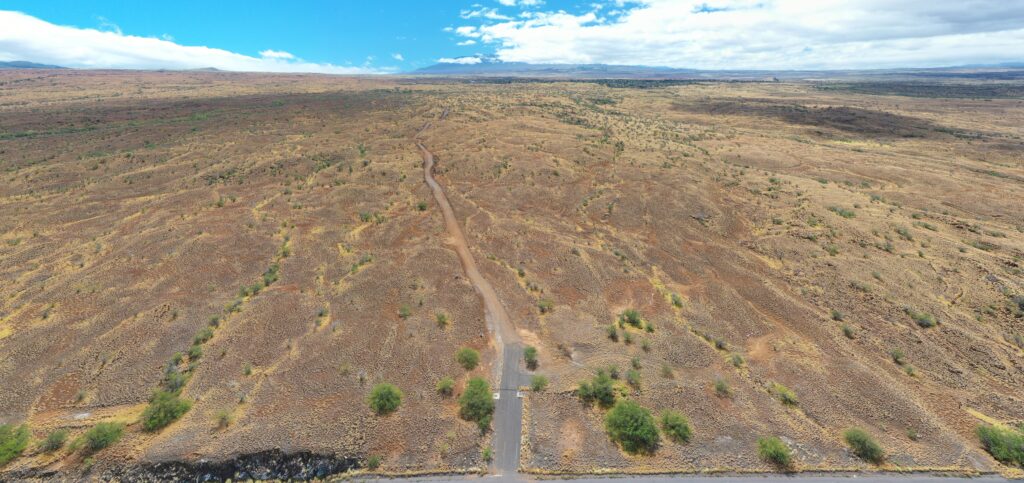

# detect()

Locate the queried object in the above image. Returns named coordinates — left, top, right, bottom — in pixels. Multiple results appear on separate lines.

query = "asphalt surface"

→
left=356, top=473, right=1010, bottom=483
left=493, top=343, right=528, bottom=477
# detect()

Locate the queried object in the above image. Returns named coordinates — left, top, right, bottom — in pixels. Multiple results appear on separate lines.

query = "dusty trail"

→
left=415, top=111, right=524, bottom=477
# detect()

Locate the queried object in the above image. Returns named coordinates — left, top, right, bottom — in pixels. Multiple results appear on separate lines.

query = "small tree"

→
left=459, top=377, right=494, bottom=432
left=141, top=390, right=192, bottom=432
left=456, top=347, right=480, bottom=370
left=368, top=383, right=402, bottom=415
left=844, top=428, right=884, bottom=464
left=605, top=400, right=659, bottom=454
left=619, top=309, right=642, bottom=328
left=0, top=423, right=29, bottom=466
left=976, top=424, right=1024, bottom=467
left=660, top=410, right=692, bottom=444
left=84, top=422, right=124, bottom=452
left=523, top=346, right=538, bottom=370
left=758, top=436, right=792, bottom=469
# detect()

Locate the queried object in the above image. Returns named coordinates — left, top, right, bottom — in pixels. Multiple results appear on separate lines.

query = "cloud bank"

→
left=457, top=0, right=1024, bottom=69
left=0, top=10, right=384, bottom=74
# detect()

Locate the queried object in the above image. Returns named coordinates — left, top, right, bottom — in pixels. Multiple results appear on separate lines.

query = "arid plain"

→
left=1, top=70, right=1022, bottom=479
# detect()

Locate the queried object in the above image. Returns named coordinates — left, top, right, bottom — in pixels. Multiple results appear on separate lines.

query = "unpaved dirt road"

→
left=416, top=112, right=525, bottom=477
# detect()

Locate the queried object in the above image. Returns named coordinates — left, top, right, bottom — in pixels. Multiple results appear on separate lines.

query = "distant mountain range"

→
left=0, top=60, right=65, bottom=69
left=413, top=56, right=1024, bottom=80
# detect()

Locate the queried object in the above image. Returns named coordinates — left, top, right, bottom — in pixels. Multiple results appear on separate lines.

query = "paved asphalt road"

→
left=356, top=473, right=1010, bottom=483
left=493, top=343, right=528, bottom=477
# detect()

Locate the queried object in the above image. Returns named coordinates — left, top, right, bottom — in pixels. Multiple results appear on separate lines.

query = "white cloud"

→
left=498, top=0, right=545, bottom=6
left=259, top=49, right=295, bottom=60
left=460, top=7, right=512, bottom=21
left=457, top=39, right=478, bottom=46
left=0, top=10, right=386, bottom=74
left=391, top=53, right=404, bottom=61
left=454, top=0, right=1024, bottom=69
left=438, top=56, right=483, bottom=64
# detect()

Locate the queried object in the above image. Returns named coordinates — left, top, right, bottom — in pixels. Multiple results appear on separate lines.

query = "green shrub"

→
left=771, top=382, right=798, bottom=406
left=83, top=422, right=124, bottom=452
left=905, top=308, right=937, bottom=328
left=530, top=375, right=549, bottom=392
left=0, top=423, right=29, bottom=466
left=435, top=312, right=449, bottom=328
left=578, top=370, right=616, bottom=408
left=456, top=347, right=480, bottom=370
left=366, top=455, right=382, bottom=470
left=660, top=410, right=692, bottom=444
left=523, top=346, right=538, bottom=370
left=626, top=369, right=641, bottom=388
left=482, top=446, right=493, bottom=462
left=368, top=383, right=402, bottom=415
left=188, top=344, right=203, bottom=360
left=215, top=409, right=234, bottom=429
left=436, top=376, right=455, bottom=397
left=606, top=324, right=619, bottom=341
left=619, top=309, right=642, bottom=328
left=714, top=378, right=731, bottom=398
left=40, top=429, right=68, bottom=452
left=604, top=400, right=659, bottom=454
left=397, top=305, right=411, bottom=319
left=976, top=424, right=1024, bottom=467
left=459, top=377, right=494, bottom=432
left=193, top=327, right=214, bottom=345
left=141, top=390, right=192, bottom=431
left=537, top=298, right=554, bottom=314
left=758, top=436, right=792, bottom=469
left=844, top=428, right=884, bottom=464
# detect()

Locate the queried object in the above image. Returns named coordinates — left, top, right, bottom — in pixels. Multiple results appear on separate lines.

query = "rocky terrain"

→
left=1, top=70, right=1022, bottom=479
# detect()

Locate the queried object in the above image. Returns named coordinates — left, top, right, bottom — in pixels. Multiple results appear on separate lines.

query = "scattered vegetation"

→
left=770, top=382, right=799, bottom=406
left=141, top=390, right=193, bottom=431
left=456, top=347, right=480, bottom=370
left=758, top=436, right=793, bottom=469
left=40, top=429, right=68, bottom=452
left=523, top=345, right=538, bottom=370
left=578, top=369, right=617, bottom=408
left=905, top=307, right=937, bottom=328
left=459, top=377, right=495, bottom=432
left=976, top=424, right=1024, bottom=467
left=368, top=383, right=402, bottom=415
left=0, top=423, right=29, bottom=466
left=530, top=375, right=549, bottom=392
left=436, top=376, right=455, bottom=397
left=605, top=400, right=659, bottom=454
left=844, top=428, right=885, bottom=464
left=660, top=410, right=693, bottom=444
left=83, top=422, right=124, bottom=452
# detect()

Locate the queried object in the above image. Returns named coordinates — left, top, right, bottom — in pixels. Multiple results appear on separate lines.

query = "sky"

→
left=1, top=1, right=1023, bottom=73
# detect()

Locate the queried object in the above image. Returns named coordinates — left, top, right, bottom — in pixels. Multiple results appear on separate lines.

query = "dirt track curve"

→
left=415, top=110, right=525, bottom=478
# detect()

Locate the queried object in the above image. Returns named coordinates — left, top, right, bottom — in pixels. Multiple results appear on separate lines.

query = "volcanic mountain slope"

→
left=0, top=70, right=1023, bottom=479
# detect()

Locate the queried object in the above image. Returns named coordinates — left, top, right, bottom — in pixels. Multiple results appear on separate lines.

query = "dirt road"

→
left=416, top=112, right=524, bottom=477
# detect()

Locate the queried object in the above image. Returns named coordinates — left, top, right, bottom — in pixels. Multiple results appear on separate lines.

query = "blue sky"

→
left=1, top=1, right=1023, bottom=72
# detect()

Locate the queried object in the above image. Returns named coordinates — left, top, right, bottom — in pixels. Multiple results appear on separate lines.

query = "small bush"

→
left=397, top=305, right=411, bottom=319
left=830, top=309, right=844, bottom=321
left=530, top=375, right=549, bottom=392
left=83, top=422, right=124, bottom=452
left=976, top=424, right=1024, bottom=467
left=626, top=369, right=641, bottom=388
left=758, top=436, right=792, bottom=469
left=456, top=347, right=480, bottom=370
left=606, top=324, right=619, bottom=341
left=215, top=409, right=234, bottom=429
left=188, top=344, right=203, bottom=360
left=890, top=349, right=906, bottom=365
left=714, top=378, right=731, bottom=398
left=619, top=309, right=642, bottom=328
left=416, top=201, right=428, bottom=211
left=435, top=312, right=449, bottom=328
left=905, top=308, right=937, bottom=328
left=141, top=390, right=192, bottom=432
left=0, top=423, right=29, bottom=466
left=660, top=410, right=693, bottom=444
left=537, top=298, right=554, bottom=314
left=459, top=377, right=495, bottom=432
left=436, top=376, right=455, bottom=397
left=482, top=446, right=493, bottom=462
left=842, top=325, right=855, bottom=339
left=578, top=370, right=616, bottom=408
left=771, top=382, right=798, bottom=406
left=40, top=429, right=69, bottom=452
left=523, top=346, right=538, bottom=370
left=193, top=327, right=214, bottom=345
left=366, top=455, right=382, bottom=470
left=844, top=428, right=885, bottom=464
left=368, top=383, right=402, bottom=415
left=605, top=400, right=659, bottom=454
